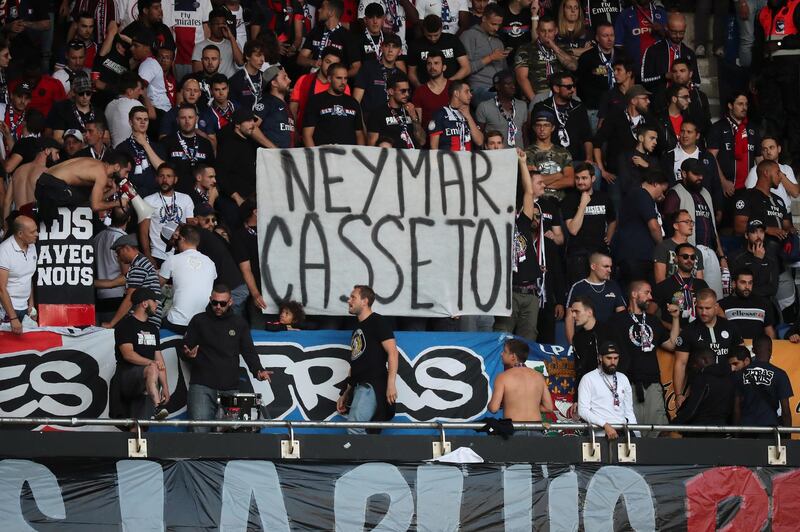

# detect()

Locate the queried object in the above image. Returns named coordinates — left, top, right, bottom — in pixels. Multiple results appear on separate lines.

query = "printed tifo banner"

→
left=35, top=206, right=95, bottom=326
left=256, top=147, right=518, bottom=317
left=3, top=459, right=800, bottom=530
left=0, top=329, right=573, bottom=432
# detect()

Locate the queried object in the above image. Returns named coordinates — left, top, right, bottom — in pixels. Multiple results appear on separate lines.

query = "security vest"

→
left=759, top=0, right=800, bottom=57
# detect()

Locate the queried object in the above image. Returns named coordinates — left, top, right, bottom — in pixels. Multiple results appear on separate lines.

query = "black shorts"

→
left=34, top=172, right=92, bottom=207
left=117, top=365, right=147, bottom=399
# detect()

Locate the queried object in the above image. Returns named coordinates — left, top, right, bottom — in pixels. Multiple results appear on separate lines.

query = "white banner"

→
left=256, top=147, right=518, bottom=316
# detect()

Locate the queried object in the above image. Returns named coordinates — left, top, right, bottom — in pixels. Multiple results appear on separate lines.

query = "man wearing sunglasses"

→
left=182, top=283, right=271, bottom=432
left=532, top=71, right=591, bottom=163
left=652, top=242, right=708, bottom=329
left=45, top=74, right=98, bottom=144
left=366, top=72, right=425, bottom=148
left=53, top=40, right=89, bottom=94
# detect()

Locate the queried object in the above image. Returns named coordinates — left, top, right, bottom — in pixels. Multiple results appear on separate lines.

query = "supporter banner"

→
left=2, top=459, right=799, bottom=530
left=0, top=330, right=573, bottom=431
left=35, top=206, right=95, bottom=326
left=256, top=147, right=518, bottom=317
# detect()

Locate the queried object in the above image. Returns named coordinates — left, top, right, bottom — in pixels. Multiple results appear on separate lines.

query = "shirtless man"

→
left=488, top=338, right=554, bottom=435
left=3, top=140, right=62, bottom=217
left=33, top=152, right=133, bottom=225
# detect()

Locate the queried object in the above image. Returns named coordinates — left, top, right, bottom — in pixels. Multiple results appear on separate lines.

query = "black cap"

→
left=533, top=110, right=556, bottom=125
left=747, top=219, right=765, bottom=232
left=382, top=33, right=402, bottom=48
left=13, top=82, right=32, bottom=96
left=131, top=28, right=156, bottom=48
left=131, top=287, right=159, bottom=305
left=680, top=158, right=704, bottom=175
left=599, top=341, right=620, bottom=356
left=232, top=107, right=257, bottom=125
left=194, top=203, right=216, bottom=217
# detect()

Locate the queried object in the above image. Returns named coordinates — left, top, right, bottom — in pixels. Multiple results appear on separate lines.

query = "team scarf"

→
left=495, top=97, right=517, bottom=147
left=728, top=115, right=750, bottom=189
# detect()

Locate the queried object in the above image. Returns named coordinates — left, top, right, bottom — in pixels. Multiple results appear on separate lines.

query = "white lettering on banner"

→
left=36, top=207, right=95, bottom=292
left=256, top=147, right=518, bottom=317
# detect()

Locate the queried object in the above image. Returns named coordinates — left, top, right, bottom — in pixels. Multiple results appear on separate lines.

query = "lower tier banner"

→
left=1, top=459, right=799, bottom=530
left=0, top=329, right=573, bottom=431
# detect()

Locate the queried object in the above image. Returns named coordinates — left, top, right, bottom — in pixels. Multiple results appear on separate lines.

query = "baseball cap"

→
left=382, top=33, right=402, bottom=48
left=599, top=341, right=620, bottom=356
left=680, top=158, right=704, bottom=175
left=262, top=65, right=283, bottom=85
left=72, top=74, right=92, bottom=94
left=747, top=219, right=765, bottom=232
left=131, top=28, right=156, bottom=48
left=625, top=84, right=652, bottom=103
left=194, top=203, right=216, bottom=217
left=364, top=2, right=385, bottom=17
left=13, top=82, right=32, bottom=96
left=533, top=110, right=556, bottom=125
left=131, top=287, right=159, bottom=305
left=232, top=107, right=257, bottom=125
left=111, top=233, right=139, bottom=250
left=63, top=129, right=84, bottom=143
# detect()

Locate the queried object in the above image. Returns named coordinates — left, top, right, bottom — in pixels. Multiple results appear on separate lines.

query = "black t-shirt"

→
left=231, top=226, right=260, bottom=291
left=572, top=324, right=613, bottom=384
left=122, top=20, right=176, bottom=52
left=499, top=6, right=532, bottom=52
left=114, top=314, right=160, bottom=367
left=301, top=23, right=360, bottom=66
left=359, top=30, right=392, bottom=63
left=92, top=46, right=130, bottom=87
left=407, top=33, right=467, bottom=84
left=675, top=318, right=743, bottom=364
left=512, top=211, right=542, bottom=286
left=736, top=359, right=793, bottom=426
left=350, top=312, right=394, bottom=387
left=216, top=125, right=259, bottom=198
left=576, top=47, right=616, bottom=110
left=197, top=227, right=245, bottom=288
left=183, top=71, right=216, bottom=108
left=229, top=68, right=264, bottom=112
left=733, top=188, right=791, bottom=250
left=162, top=133, right=215, bottom=194
left=653, top=274, right=709, bottom=327
left=719, top=294, right=775, bottom=339
left=615, top=186, right=663, bottom=261
left=304, top=91, right=364, bottom=146
left=561, top=189, right=616, bottom=254
left=260, top=94, right=294, bottom=148
left=354, top=60, right=398, bottom=115
left=11, top=137, right=43, bottom=165
left=584, top=0, right=623, bottom=30
left=366, top=105, right=416, bottom=148
left=607, top=311, right=668, bottom=384
left=532, top=98, right=593, bottom=161
left=45, top=100, right=98, bottom=132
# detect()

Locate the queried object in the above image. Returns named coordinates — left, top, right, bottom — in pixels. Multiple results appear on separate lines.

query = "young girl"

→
left=266, top=300, right=305, bottom=331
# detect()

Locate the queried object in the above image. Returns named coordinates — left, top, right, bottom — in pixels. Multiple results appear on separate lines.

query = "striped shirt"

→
left=125, top=254, right=162, bottom=326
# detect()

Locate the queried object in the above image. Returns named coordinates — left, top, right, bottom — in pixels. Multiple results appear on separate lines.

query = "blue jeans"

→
left=739, top=0, right=767, bottom=67
left=347, top=384, right=377, bottom=435
left=231, top=283, right=249, bottom=316
left=188, top=384, right=235, bottom=433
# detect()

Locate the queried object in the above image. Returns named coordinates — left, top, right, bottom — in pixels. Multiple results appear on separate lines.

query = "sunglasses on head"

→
left=210, top=299, right=229, bottom=307
left=678, top=253, right=696, bottom=260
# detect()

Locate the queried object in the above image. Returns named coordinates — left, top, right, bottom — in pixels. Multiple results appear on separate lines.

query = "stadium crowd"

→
left=0, top=0, right=798, bottom=433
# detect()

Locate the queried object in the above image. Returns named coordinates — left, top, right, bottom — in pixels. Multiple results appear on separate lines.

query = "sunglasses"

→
left=559, top=84, right=575, bottom=90
left=678, top=253, right=696, bottom=260
left=210, top=299, right=229, bottom=307
left=395, top=88, right=410, bottom=93
left=77, top=91, right=92, bottom=96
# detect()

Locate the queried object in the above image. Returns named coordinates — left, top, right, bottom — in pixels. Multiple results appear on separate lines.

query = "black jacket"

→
left=183, top=305, right=264, bottom=390
left=532, top=97, right=592, bottom=161
left=672, top=362, right=734, bottom=426
left=640, top=40, right=700, bottom=92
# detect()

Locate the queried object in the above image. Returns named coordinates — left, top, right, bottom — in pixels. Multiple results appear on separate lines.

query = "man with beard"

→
left=162, top=104, right=215, bottom=194
left=191, top=9, right=244, bottom=78
left=3, top=140, right=61, bottom=215
left=46, top=74, right=98, bottom=144
left=593, top=85, right=654, bottom=196
left=337, top=285, right=399, bottom=434
left=411, top=51, right=451, bottom=130
left=652, top=242, right=709, bottom=328
left=303, top=63, right=365, bottom=147
left=290, top=47, right=349, bottom=143
left=367, top=73, right=425, bottom=148
left=476, top=70, right=528, bottom=148
left=561, top=162, right=616, bottom=286
left=139, top=163, right=194, bottom=267
left=719, top=268, right=776, bottom=339
left=730, top=220, right=780, bottom=299
left=673, top=288, right=744, bottom=408
left=260, top=66, right=295, bottom=149
left=533, top=72, right=593, bottom=162
left=182, top=283, right=271, bottom=432
left=653, top=209, right=706, bottom=283
left=640, top=12, right=699, bottom=94
left=662, top=158, right=727, bottom=294
left=33, top=151, right=133, bottom=225
left=660, top=120, right=721, bottom=208
left=298, top=0, right=361, bottom=76
left=159, top=79, right=207, bottom=140
left=651, top=59, right=711, bottom=136
left=578, top=341, right=637, bottom=439
left=607, top=280, right=679, bottom=434
left=655, top=84, right=691, bottom=153
left=616, top=124, right=660, bottom=203
left=121, top=0, right=175, bottom=54
left=407, top=15, right=470, bottom=87
left=707, top=92, right=760, bottom=198
left=215, top=109, right=262, bottom=227
left=116, top=106, right=164, bottom=199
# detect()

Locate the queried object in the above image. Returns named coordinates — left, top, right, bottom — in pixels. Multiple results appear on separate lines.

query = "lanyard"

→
left=90, top=146, right=105, bottom=160
left=386, top=0, right=401, bottom=33
left=495, top=97, right=517, bottom=147
left=195, top=186, right=209, bottom=203
left=673, top=273, right=696, bottom=320
left=600, top=369, right=620, bottom=407
left=597, top=46, right=614, bottom=89
left=177, top=133, right=198, bottom=163
left=158, top=193, right=179, bottom=223
left=317, top=23, right=342, bottom=57
left=538, top=41, right=556, bottom=77
left=630, top=312, right=654, bottom=352
left=624, top=110, right=642, bottom=139
left=551, top=96, right=571, bottom=148
left=390, top=105, right=414, bottom=148
left=245, top=72, right=263, bottom=111
left=5, top=105, right=22, bottom=139
left=73, top=104, right=94, bottom=130
left=211, top=101, right=234, bottom=129
left=129, top=137, right=148, bottom=170
left=365, top=30, right=383, bottom=61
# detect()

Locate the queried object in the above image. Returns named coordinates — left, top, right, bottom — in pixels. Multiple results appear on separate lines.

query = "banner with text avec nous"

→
left=256, top=147, right=519, bottom=317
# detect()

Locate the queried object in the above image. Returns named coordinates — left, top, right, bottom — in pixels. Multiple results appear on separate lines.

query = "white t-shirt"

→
left=358, top=0, right=409, bottom=52
left=115, top=0, right=140, bottom=29
left=92, top=227, right=127, bottom=300
left=672, top=144, right=699, bottom=183
left=417, top=0, right=469, bottom=34
left=142, top=191, right=195, bottom=260
left=191, top=37, right=239, bottom=78
left=163, top=0, right=212, bottom=66
left=105, top=96, right=141, bottom=147
left=227, top=4, right=247, bottom=49
left=138, top=57, right=171, bottom=112
left=160, top=248, right=217, bottom=325
left=745, top=162, right=797, bottom=211
left=0, top=236, right=37, bottom=313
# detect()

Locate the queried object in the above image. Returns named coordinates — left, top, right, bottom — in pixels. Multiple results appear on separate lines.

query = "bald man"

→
left=640, top=12, right=700, bottom=94
left=0, top=215, right=38, bottom=334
